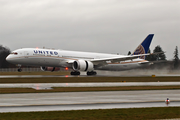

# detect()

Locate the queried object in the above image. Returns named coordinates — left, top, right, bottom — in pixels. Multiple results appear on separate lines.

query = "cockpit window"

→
left=11, top=52, right=18, bottom=55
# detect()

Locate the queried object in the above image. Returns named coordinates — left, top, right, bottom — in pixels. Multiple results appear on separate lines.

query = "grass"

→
left=0, top=86, right=180, bottom=94
left=0, top=71, right=180, bottom=83
left=0, top=107, right=180, bottom=120
left=1, top=76, right=180, bottom=83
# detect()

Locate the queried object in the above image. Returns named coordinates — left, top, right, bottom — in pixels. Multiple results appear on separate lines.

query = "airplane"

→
left=6, top=34, right=154, bottom=75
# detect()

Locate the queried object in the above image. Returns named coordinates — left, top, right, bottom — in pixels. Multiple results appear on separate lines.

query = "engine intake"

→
left=40, top=66, right=60, bottom=72
left=73, top=60, right=94, bottom=71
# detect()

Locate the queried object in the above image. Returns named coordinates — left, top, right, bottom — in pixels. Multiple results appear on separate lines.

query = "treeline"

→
left=0, top=45, right=13, bottom=68
left=147, top=45, right=179, bottom=70
left=128, top=45, right=180, bottom=70
left=145, top=45, right=166, bottom=61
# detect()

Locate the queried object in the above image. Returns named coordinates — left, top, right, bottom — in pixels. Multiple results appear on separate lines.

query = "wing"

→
left=66, top=52, right=163, bottom=65
left=90, top=54, right=150, bottom=65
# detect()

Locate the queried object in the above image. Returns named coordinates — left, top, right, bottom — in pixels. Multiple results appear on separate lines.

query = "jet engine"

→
left=40, top=66, right=60, bottom=72
left=72, top=60, right=94, bottom=71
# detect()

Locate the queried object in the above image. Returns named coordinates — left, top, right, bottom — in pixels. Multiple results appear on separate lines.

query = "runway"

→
left=1, top=74, right=180, bottom=78
left=1, top=68, right=180, bottom=78
left=0, top=90, right=180, bottom=113
left=1, top=102, right=180, bottom=113
left=0, top=75, right=150, bottom=78
left=1, top=82, right=180, bottom=90
left=0, top=75, right=83, bottom=78
left=1, top=73, right=180, bottom=113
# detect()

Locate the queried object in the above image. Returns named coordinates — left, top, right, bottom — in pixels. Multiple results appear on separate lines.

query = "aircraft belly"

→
left=96, top=63, right=141, bottom=71
left=14, top=57, right=61, bottom=67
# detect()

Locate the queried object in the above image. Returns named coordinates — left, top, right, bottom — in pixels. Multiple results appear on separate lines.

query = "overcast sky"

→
left=0, top=0, right=179, bottom=59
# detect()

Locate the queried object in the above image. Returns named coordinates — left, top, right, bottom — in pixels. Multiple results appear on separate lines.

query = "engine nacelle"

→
left=40, top=66, right=60, bottom=72
left=72, top=60, right=94, bottom=71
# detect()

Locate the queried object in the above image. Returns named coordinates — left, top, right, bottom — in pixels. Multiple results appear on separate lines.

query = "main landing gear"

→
left=70, top=71, right=97, bottom=76
left=87, top=71, right=97, bottom=75
left=70, top=71, right=80, bottom=75
left=18, top=68, right=22, bottom=72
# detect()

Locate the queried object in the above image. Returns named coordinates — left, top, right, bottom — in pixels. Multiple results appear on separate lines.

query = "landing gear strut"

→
left=70, top=71, right=80, bottom=75
left=87, top=71, right=97, bottom=76
left=17, top=64, right=22, bottom=72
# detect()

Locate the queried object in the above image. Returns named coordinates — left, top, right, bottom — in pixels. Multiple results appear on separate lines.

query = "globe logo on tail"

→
left=133, top=45, right=145, bottom=59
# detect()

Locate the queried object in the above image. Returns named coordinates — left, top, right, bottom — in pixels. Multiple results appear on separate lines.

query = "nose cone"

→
left=6, top=55, right=12, bottom=62
left=6, top=54, right=19, bottom=64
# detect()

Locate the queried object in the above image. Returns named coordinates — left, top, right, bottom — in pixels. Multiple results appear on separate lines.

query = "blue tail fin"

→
left=132, top=34, right=154, bottom=59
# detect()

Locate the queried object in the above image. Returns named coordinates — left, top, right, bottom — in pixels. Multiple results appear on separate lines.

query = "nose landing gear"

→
left=17, top=64, right=22, bottom=72
left=70, top=71, right=97, bottom=76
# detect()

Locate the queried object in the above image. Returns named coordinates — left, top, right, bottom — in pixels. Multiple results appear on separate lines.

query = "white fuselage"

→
left=6, top=48, right=149, bottom=71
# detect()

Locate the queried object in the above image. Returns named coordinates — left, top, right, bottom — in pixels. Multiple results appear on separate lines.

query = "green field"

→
left=0, top=71, right=180, bottom=83
left=0, top=86, right=180, bottom=94
left=1, top=76, right=180, bottom=83
left=0, top=107, right=180, bottom=120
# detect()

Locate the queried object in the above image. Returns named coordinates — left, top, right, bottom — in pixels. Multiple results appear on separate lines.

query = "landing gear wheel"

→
left=70, top=71, right=80, bottom=75
left=87, top=71, right=97, bottom=76
left=18, top=68, right=22, bottom=72
left=94, top=71, right=97, bottom=75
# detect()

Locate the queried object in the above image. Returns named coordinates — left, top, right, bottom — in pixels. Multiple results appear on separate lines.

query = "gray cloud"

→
left=0, top=0, right=179, bottom=59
